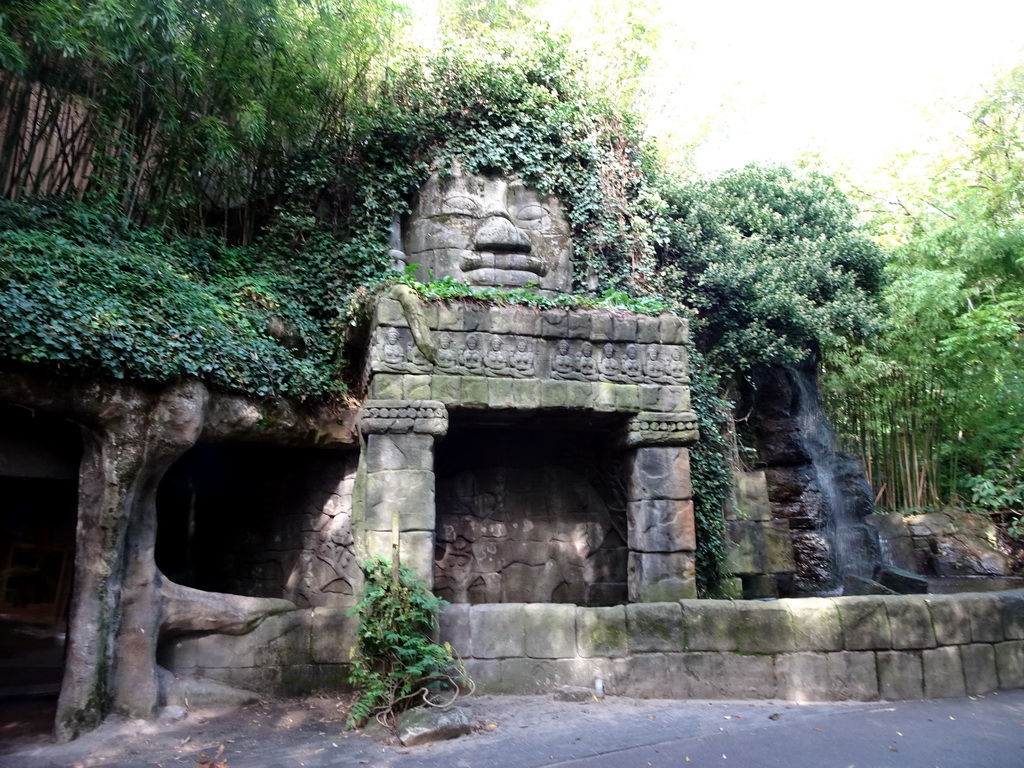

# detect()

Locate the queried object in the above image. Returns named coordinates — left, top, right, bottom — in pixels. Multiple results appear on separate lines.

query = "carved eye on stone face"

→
left=512, top=203, right=549, bottom=231
left=441, top=195, right=482, bottom=217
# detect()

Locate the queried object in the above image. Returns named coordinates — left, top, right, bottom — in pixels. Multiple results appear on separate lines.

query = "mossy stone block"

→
left=577, top=605, right=628, bottom=658
left=540, top=380, right=568, bottom=408
left=627, top=602, right=683, bottom=653
left=926, top=595, right=972, bottom=645
left=460, top=376, right=488, bottom=406
left=788, top=598, right=842, bottom=652
left=837, top=596, right=891, bottom=650
left=886, top=596, right=936, bottom=650
left=734, top=601, right=795, bottom=654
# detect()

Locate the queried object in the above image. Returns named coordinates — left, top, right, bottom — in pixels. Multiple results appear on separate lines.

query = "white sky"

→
left=653, top=1, right=1024, bottom=173
left=406, top=0, right=1024, bottom=175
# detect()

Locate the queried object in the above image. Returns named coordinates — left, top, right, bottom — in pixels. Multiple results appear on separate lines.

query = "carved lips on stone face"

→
left=402, top=169, right=573, bottom=293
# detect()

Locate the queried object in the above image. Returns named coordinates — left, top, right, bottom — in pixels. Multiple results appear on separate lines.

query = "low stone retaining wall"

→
left=161, top=590, right=1024, bottom=703
left=439, top=591, right=1024, bottom=701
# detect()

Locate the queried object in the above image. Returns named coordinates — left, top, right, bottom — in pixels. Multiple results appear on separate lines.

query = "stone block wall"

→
left=437, top=590, right=1024, bottom=701
left=160, top=589, right=1024, bottom=702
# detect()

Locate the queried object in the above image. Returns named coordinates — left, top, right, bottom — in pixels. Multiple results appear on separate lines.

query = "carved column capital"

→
left=625, top=411, right=699, bottom=447
left=358, top=399, right=449, bottom=436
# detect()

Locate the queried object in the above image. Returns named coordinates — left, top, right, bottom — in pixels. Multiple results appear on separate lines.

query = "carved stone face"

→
left=402, top=168, right=573, bottom=293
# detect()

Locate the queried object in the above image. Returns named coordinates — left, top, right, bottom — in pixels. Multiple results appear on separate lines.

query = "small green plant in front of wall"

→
left=346, top=556, right=471, bottom=730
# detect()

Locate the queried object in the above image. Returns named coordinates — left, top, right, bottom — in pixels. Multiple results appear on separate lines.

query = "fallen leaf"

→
left=769, top=713, right=781, bottom=721
left=889, top=746, right=899, bottom=752
left=813, top=727, right=823, bottom=732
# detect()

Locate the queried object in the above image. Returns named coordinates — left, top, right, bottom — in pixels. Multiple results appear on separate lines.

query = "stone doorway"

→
left=433, top=416, right=628, bottom=606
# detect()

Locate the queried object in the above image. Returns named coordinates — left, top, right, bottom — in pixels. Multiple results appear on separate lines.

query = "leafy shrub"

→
left=346, top=557, right=469, bottom=730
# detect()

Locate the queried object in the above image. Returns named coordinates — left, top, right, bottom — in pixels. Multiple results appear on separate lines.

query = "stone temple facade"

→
left=356, top=289, right=699, bottom=605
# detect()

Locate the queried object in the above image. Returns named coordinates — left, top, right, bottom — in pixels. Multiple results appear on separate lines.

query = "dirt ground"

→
left=0, top=691, right=626, bottom=767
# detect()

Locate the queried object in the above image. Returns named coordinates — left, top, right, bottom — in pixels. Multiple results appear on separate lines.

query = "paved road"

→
left=3, top=690, right=1023, bottom=768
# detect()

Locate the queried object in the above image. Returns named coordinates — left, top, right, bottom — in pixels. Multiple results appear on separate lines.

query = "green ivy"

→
left=0, top=198, right=342, bottom=398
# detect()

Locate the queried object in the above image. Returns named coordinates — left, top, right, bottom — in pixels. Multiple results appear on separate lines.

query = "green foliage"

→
left=655, top=164, right=886, bottom=372
left=393, top=269, right=669, bottom=315
left=824, top=63, right=1024, bottom=518
left=0, top=198, right=342, bottom=397
left=346, top=557, right=466, bottom=729
left=0, top=0, right=403, bottom=235
left=687, top=349, right=732, bottom=596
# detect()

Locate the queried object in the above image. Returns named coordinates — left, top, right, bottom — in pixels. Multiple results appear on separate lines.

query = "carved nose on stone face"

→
left=473, top=216, right=531, bottom=253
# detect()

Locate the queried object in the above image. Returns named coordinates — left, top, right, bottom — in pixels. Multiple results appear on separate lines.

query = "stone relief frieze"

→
left=371, top=325, right=690, bottom=386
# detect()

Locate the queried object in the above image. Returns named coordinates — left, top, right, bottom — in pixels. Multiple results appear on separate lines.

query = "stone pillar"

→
left=624, top=412, right=700, bottom=601
left=356, top=400, right=448, bottom=586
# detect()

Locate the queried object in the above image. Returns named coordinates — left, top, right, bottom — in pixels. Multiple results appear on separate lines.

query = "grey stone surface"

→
left=878, top=651, right=924, bottom=700
left=730, top=470, right=772, bottom=522
left=364, top=470, right=435, bottom=531
left=685, top=652, right=777, bottom=699
left=362, top=530, right=435, bottom=586
left=827, top=651, right=879, bottom=701
left=843, top=575, right=897, bottom=595
left=499, top=658, right=589, bottom=694
left=1002, top=590, right=1024, bottom=640
left=460, top=658, right=501, bottom=694
left=999, top=593, right=1024, bottom=638
left=922, top=646, right=966, bottom=698
left=627, top=552, right=696, bottom=602
left=627, top=447, right=692, bottom=501
left=789, top=598, right=843, bottom=652
left=470, top=604, right=526, bottom=659
left=725, top=521, right=763, bottom=574
left=681, top=600, right=739, bottom=652
left=734, top=602, right=796, bottom=654
left=764, top=520, right=797, bottom=573
left=365, top=433, right=435, bottom=473
left=618, top=653, right=672, bottom=698
left=626, top=499, right=696, bottom=552
left=961, top=643, right=999, bottom=695
left=524, top=604, right=577, bottom=659
left=577, top=606, right=629, bottom=658
left=996, top=640, right=1024, bottom=689
left=439, top=603, right=472, bottom=658
left=396, top=706, right=473, bottom=746
left=401, top=170, right=573, bottom=294
left=876, top=566, right=929, bottom=594
left=969, top=593, right=1005, bottom=643
left=776, top=652, right=831, bottom=701
left=626, top=602, right=683, bottom=653
left=837, top=596, right=892, bottom=650
left=554, top=685, right=599, bottom=702
left=310, top=608, right=358, bottom=664
left=926, top=595, right=973, bottom=645
left=885, top=597, right=936, bottom=650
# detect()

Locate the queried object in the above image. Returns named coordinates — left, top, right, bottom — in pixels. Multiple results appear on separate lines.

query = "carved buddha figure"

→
left=400, top=167, right=573, bottom=293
